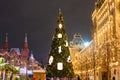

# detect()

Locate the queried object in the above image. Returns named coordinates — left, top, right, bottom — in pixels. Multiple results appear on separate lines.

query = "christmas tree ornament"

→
left=57, top=33, right=62, bottom=38
left=58, top=46, right=62, bottom=53
left=59, top=23, right=62, bottom=29
left=65, top=40, right=68, bottom=47
left=67, top=56, right=72, bottom=63
left=57, top=62, right=63, bottom=70
left=49, top=56, right=54, bottom=65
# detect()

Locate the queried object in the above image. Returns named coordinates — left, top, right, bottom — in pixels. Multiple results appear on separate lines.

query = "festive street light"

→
left=84, top=41, right=89, bottom=47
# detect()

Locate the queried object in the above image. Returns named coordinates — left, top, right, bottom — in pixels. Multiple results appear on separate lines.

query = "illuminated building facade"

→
left=70, top=0, right=120, bottom=80
left=92, top=0, right=120, bottom=80
left=69, top=33, right=84, bottom=77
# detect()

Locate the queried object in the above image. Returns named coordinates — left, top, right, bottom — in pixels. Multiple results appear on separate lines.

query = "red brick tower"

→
left=21, top=33, right=30, bottom=62
left=0, top=33, right=9, bottom=53
left=3, top=33, right=9, bottom=50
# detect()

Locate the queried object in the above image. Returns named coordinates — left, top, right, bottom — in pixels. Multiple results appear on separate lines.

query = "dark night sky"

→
left=0, top=0, right=96, bottom=65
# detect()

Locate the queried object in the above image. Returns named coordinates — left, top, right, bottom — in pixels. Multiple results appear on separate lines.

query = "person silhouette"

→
left=113, top=76, right=115, bottom=80
left=77, top=76, right=80, bottom=80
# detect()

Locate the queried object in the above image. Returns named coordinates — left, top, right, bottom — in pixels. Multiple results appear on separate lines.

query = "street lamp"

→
left=84, top=41, right=89, bottom=47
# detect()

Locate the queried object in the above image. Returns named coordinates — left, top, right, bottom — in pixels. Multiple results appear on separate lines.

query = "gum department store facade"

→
left=70, top=0, right=120, bottom=80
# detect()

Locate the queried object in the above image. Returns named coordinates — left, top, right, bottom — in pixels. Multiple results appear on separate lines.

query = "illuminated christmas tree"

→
left=46, top=9, right=74, bottom=78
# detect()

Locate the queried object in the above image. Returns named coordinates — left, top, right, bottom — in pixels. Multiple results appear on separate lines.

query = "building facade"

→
left=69, top=33, right=84, bottom=77
left=92, top=0, right=120, bottom=80
left=70, top=0, right=120, bottom=80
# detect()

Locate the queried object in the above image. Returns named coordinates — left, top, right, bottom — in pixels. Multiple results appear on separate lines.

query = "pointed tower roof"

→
left=30, top=51, right=35, bottom=60
left=23, top=33, right=28, bottom=49
left=3, top=33, right=8, bottom=50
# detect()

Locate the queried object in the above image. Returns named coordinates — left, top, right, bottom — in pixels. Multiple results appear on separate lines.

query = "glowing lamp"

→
left=84, top=41, right=89, bottom=47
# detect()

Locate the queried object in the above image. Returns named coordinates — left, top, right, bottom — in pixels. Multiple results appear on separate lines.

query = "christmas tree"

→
left=46, top=9, right=74, bottom=78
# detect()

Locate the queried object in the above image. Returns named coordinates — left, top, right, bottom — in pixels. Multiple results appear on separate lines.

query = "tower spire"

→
left=23, top=33, right=28, bottom=49
left=21, top=33, right=29, bottom=61
left=30, top=50, right=35, bottom=60
left=3, top=33, right=8, bottom=50
left=5, top=33, right=8, bottom=42
left=25, top=33, right=27, bottom=42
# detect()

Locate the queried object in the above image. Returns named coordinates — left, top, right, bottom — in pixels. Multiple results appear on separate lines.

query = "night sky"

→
left=0, top=0, right=96, bottom=65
